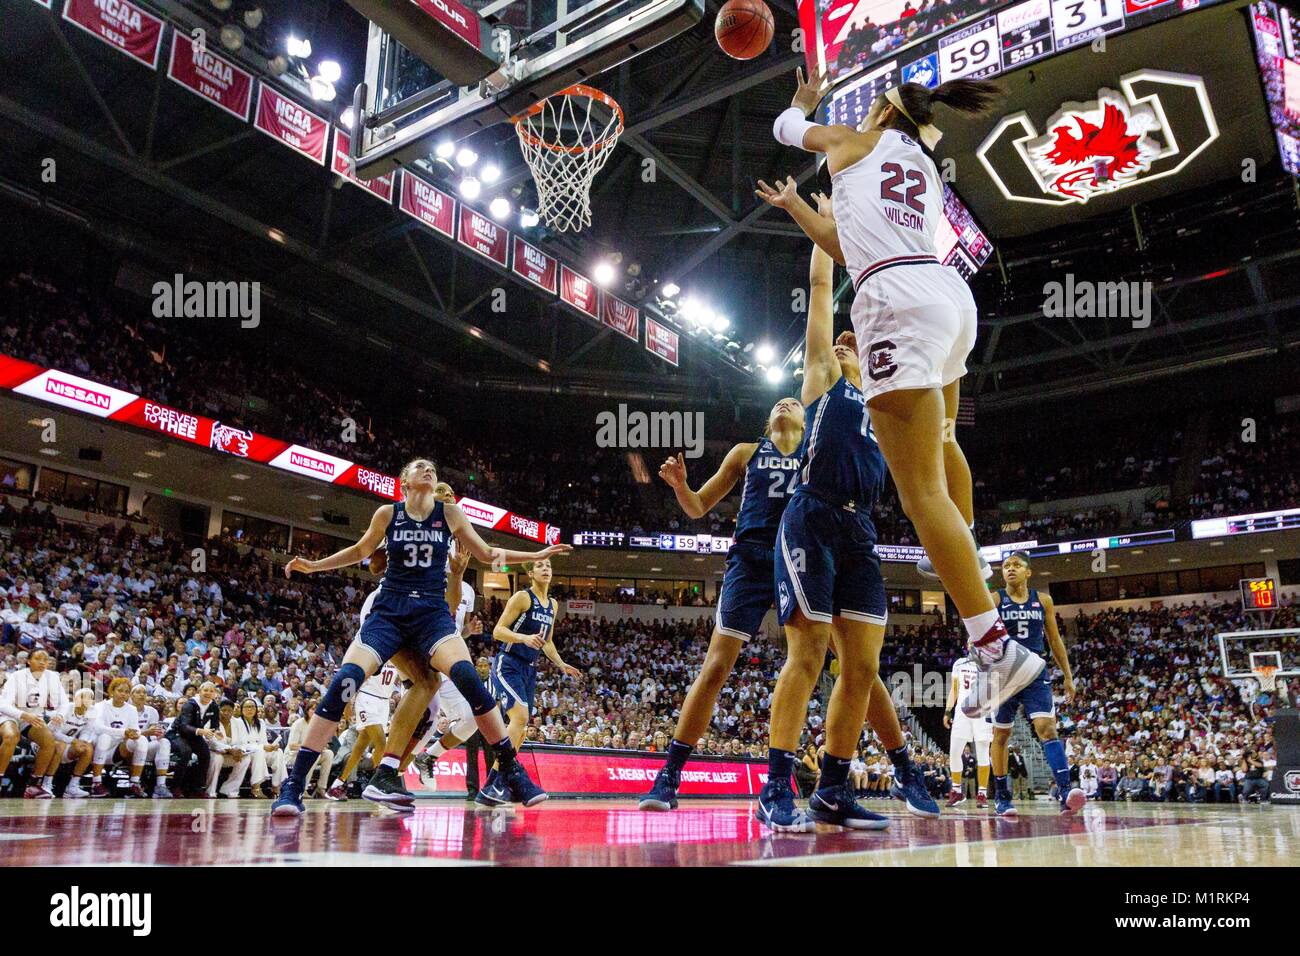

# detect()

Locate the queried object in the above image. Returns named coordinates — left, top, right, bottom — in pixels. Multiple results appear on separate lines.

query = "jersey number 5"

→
left=880, top=162, right=927, bottom=213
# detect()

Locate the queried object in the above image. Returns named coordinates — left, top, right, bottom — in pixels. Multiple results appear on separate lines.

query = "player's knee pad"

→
left=449, top=660, right=495, bottom=716
left=318, top=662, right=366, bottom=721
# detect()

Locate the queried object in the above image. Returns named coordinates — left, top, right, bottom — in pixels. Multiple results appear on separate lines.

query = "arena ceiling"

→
left=0, top=0, right=1298, bottom=420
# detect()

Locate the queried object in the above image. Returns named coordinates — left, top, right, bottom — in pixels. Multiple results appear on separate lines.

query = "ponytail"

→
left=929, top=79, right=1003, bottom=116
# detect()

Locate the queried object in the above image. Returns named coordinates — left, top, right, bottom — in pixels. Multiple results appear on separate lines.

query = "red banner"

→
left=168, top=31, right=254, bottom=120
left=254, top=83, right=328, bottom=164
left=0, top=353, right=555, bottom=541
left=408, top=747, right=766, bottom=796
left=411, top=0, right=484, bottom=48
left=61, top=0, right=164, bottom=69
left=601, top=293, right=639, bottom=342
left=457, top=206, right=509, bottom=266
left=398, top=171, right=456, bottom=238
left=645, top=318, right=679, bottom=366
left=512, top=237, right=558, bottom=294
left=332, top=129, right=395, bottom=200
left=560, top=266, right=598, bottom=319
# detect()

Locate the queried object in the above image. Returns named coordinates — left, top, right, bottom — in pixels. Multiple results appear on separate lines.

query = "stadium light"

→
left=481, top=163, right=501, bottom=183
left=309, top=76, right=336, bottom=102
left=318, top=60, right=342, bottom=83
left=765, top=366, right=784, bottom=384
left=594, top=261, right=616, bottom=286
left=459, top=177, right=481, bottom=200
left=520, top=208, right=540, bottom=228
left=660, top=281, right=680, bottom=298
left=434, top=140, right=455, bottom=160
left=489, top=197, right=511, bottom=220
left=340, top=107, right=355, bottom=129
left=755, top=343, right=775, bottom=364
left=712, top=314, right=729, bottom=333
left=455, top=147, right=478, bottom=168
left=286, top=35, right=311, bottom=58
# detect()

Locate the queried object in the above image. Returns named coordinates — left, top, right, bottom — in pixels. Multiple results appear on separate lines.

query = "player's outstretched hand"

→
left=284, top=556, right=313, bottom=578
left=791, top=65, right=830, bottom=116
left=465, top=616, right=484, bottom=637
left=449, top=547, right=471, bottom=576
left=536, top=544, right=574, bottom=560
left=813, top=190, right=834, bottom=219
left=658, top=452, right=688, bottom=489
left=562, top=664, right=583, bottom=679
left=755, top=177, right=798, bottom=210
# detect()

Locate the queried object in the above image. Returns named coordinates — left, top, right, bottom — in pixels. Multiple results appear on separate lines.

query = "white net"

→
left=514, top=85, right=623, bottom=233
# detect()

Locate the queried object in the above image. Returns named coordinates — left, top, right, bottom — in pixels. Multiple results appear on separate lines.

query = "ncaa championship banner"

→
left=167, top=32, right=254, bottom=121
left=61, top=0, right=164, bottom=69
left=0, top=353, right=559, bottom=543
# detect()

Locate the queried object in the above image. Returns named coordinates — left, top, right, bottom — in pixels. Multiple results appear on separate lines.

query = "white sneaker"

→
left=960, top=640, right=1046, bottom=718
left=63, top=782, right=89, bottom=799
left=916, top=552, right=994, bottom=581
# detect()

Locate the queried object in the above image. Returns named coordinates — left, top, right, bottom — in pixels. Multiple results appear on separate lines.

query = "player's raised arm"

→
left=493, top=591, right=542, bottom=649
left=443, top=501, right=574, bottom=567
left=1040, top=592, right=1074, bottom=701
left=802, top=205, right=840, bottom=407
left=659, top=444, right=753, bottom=519
left=285, top=505, right=391, bottom=577
left=755, top=177, right=844, bottom=266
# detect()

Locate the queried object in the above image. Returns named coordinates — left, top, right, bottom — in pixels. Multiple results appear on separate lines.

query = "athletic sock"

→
left=428, top=740, right=447, bottom=759
left=493, top=737, right=518, bottom=770
left=380, top=755, right=400, bottom=770
left=290, top=748, right=319, bottom=787
left=964, top=610, right=1007, bottom=662
left=886, top=745, right=912, bottom=780
left=664, top=739, right=693, bottom=773
left=43, top=775, right=54, bottom=789
left=820, top=754, right=851, bottom=790
left=1041, top=739, right=1072, bottom=794
left=767, top=748, right=796, bottom=787
left=994, top=774, right=1010, bottom=798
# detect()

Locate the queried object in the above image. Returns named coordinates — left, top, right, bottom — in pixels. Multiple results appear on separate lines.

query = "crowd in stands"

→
left=0, top=482, right=1286, bottom=803
left=5, top=266, right=1300, bottom=552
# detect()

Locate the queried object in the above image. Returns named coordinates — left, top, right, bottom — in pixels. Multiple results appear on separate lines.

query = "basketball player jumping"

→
left=765, top=67, right=1045, bottom=720
left=271, top=458, right=572, bottom=817
left=638, top=397, right=804, bottom=811
left=752, top=212, right=939, bottom=830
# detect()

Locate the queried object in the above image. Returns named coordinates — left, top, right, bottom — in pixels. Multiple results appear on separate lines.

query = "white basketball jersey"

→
left=952, top=657, right=980, bottom=700
left=455, top=582, right=476, bottom=637
left=357, top=588, right=380, bottom=633
left=358, top=664, right=399, bottom=702
left=831, top=129, right=944, bottom=280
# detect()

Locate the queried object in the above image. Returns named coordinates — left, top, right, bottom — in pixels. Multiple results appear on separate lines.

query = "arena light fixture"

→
left=711, top=314, right=729, bottom=333
left=39, top=448, right=59, bottom=456
left=661, top=282, right=680, bottom=298
left=481, top=163, right=501, bottom=183
left=286, top=35, right=311, bottom=58
left=309, top=76, right=336, bottom=102
left=459, top=177, right=481, bottom=199
left=594, top=261, right=616, bottom=287
left=520, top=208, right=540, bottom=228
left=243, top=6, right=263, bottom=29
left=340, top=107, right=355, bottom=129
left=489, top=196, right=511, bottom=220
left=434, top=140, right=455, bottom=160
left=318, top=60, right=342, bottom=83
left=132, top=471, right=152, bottom=479
left=755, top=343, right=775, bottom=364
left=455, top=147, right=478, bottom=168
left=679, top=297, right=701, bottom=323
left=220, top=25, right=244, bottom=51
left=765, top=366, right=784, bottom=384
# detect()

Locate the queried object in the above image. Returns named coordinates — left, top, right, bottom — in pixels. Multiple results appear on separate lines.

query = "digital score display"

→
left=1250, top=0, right=1300, bottom=176
left=1240, top=577, right=1278, bottom=612
left=1191, top=507, right=1300, bottom=539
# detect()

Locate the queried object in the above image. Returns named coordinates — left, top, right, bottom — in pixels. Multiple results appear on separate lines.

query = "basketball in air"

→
left=715, top=0, right=774, bottom=60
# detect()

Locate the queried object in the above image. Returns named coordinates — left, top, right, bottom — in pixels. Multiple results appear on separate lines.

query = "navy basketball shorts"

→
left=714, top=543, right=776, bottom=641
left=993, top=673, right=1055, bottom=729
left=356, top=588, right=458, bottom=665
left=774, top=493, right=887, bottom=627
left=490, top=654, right=538, bottom=716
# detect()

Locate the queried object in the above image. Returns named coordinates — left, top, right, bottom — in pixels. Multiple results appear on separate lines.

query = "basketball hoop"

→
left=513, top=85, right=623, bottom=233
left=1255, top=665, right=1278, bottom=698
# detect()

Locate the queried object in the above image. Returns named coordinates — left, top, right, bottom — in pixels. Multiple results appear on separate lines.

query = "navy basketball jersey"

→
left=734, top=437, right=802, bottom=548
left=504, top=589, right=556, bottom=664
left=796, top=376, right=886, bottom=513
left=997, top=588, right=1047, bottom=656
left=383, top=500, right=451, bottom=595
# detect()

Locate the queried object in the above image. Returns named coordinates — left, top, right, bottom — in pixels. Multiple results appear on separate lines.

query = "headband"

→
left=885, top=88, right=943, bottom=150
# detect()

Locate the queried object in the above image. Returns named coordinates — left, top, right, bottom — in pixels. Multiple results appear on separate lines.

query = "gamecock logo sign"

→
left=977, top=70, right=1219, bottom=206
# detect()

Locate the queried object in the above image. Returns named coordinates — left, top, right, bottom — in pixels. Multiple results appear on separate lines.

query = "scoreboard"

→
left=1192, top=507, right=1300, bottom=539
left=1240, top=577, right=1279, bottom=612
left=815, top=0, right=1229, bottom=129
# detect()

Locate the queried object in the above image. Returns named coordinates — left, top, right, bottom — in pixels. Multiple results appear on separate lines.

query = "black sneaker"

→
left=362, top=765, right=414, bottom=805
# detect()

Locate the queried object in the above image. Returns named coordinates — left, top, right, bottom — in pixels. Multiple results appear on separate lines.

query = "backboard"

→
left=346, top=0, right=705, bottom=178
left=1218, top=629, right=1300, bottom=681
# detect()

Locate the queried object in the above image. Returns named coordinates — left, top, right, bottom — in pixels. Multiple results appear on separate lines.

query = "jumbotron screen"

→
left=1250, top=0, right=1300, bottom=175
left=804, top=0, right=1233, bottom=105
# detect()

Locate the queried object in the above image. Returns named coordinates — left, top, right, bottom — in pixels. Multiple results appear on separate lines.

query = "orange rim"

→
left=512, top=84, right=624, bottom=155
